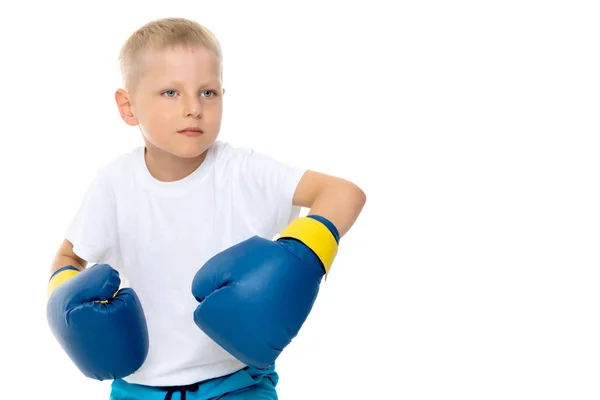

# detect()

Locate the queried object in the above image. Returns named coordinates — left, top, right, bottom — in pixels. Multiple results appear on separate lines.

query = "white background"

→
left=1, top=1, right=599, bottom=399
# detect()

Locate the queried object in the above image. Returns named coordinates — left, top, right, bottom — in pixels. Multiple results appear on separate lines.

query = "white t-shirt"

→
left=64, top=140, right=306, bottom=386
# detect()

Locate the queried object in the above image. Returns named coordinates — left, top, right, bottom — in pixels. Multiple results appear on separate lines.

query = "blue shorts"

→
left=110, top=365, right=278, bottom=400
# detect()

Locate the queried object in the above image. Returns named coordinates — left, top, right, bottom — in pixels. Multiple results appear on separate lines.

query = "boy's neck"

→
left=144, top=146, right=208, bottom=182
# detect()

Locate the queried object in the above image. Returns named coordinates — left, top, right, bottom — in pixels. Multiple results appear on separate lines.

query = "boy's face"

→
left=117, top=44, right=224, bottom=160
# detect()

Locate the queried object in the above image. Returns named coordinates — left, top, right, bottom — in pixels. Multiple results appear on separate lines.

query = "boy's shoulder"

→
left=212, top=140, right=285, bottom=167
left=91, top=141, right=280, bottom=184
left=90, top=146, right=144, bottom=184
left=210, top=140, right=268, bottom=170
left=212, top=140, right=254, bottom=159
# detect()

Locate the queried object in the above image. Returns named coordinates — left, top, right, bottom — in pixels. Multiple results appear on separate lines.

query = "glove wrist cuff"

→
left=278, top=216, right=338, bottom=274
left=47, top=265, right=80, bottom=298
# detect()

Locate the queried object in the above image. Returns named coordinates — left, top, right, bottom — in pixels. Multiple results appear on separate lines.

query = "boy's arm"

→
left=191, top=169, right=366, bottom=367
left=50, top=239, right=88, bottom=274
left=292, top=170, right=367, bottom=238
left=46, top=239, right=149, bottom=380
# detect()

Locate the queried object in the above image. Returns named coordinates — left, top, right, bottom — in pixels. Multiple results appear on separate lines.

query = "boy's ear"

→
left=115, top=89, right=139, bottom=127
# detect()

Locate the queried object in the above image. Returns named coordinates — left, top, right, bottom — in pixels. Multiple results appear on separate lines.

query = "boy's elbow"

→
left=359, top=184, right=367, bottom=204
left=348, top=182, right=367, bottom=209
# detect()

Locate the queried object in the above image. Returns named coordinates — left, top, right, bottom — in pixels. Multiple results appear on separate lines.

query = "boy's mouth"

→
left=178, top=127, right=204, bottom=137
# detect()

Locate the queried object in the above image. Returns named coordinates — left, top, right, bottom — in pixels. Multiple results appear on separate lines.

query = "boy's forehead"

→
left=136, top=45, right=221, bottom=82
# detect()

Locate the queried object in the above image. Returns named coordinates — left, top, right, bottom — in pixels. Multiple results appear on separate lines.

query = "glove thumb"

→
left=50, top=264, right=121, bottom=306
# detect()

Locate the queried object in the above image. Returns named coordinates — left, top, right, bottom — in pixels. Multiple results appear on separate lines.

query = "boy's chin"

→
left=145, top=135, right=218, bottom=159
left=173, top=138, right=217, bottom=159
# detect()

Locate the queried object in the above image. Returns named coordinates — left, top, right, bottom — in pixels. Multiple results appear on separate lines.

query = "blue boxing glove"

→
left=191, top=215, right=339, bottom=369
left=46, top=264, right=149, bottom=380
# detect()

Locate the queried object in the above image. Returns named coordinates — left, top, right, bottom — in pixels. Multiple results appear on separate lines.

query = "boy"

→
left=46, top=17, right=366, bottom=399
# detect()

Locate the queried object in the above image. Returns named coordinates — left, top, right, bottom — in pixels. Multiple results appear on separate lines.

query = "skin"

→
left=48, top=42, right=366, bottom=276
left=115, top=44, right=225, bottom=182
left=112, top=43, right=366, bottom=238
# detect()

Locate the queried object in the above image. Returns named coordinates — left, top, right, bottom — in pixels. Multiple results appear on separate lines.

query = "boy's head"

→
left=115, top=17, right=224, bottom=162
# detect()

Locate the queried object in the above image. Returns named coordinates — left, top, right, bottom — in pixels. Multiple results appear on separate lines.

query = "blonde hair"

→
left=118, top=17, right=222, bottom=91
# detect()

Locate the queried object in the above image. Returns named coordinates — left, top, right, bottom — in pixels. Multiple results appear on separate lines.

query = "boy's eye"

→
left=161, top=89, right=217, bottom=98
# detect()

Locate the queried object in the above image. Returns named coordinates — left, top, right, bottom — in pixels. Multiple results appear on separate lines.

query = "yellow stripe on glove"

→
left=47, top=266, right=120, bottom=302
left=279, top=217, right=338, bottom=274
left=47, top=267, right=80, bottom=298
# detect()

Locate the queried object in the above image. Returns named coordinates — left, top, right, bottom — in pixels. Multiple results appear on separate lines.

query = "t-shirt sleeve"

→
left=236, top=147, right=307, bottom=235
left=63, top=168, right=117, bottom=265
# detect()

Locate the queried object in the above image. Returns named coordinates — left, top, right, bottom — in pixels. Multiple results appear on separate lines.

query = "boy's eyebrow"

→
left=161, top=80, right=221, bottom=88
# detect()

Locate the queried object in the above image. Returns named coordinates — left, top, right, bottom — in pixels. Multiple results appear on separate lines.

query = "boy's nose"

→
left=184, top=100, right=203, bottom=118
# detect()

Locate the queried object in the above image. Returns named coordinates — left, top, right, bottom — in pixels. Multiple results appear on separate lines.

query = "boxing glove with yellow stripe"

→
left=46, top=264, right=149, bottom=380
left=192, top=215, right=339, bottom=369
